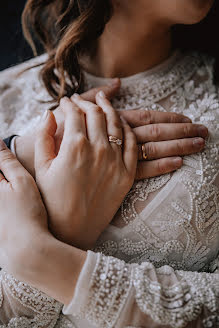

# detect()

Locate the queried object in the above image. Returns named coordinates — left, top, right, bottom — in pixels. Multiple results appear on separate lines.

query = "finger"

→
left=122, top=119, right=138, bottom=175
left=58, top=97, right=89, bottom=158
left=73, top=78, right=121, bottom=103
left=119, top=110, right=192, bottom=128
left=96, top=91, right=123, bottom=150
left=0, top=139, right=29, bottom=182
left=136, top=157, right=183, bottom=180
left=72, top=94, right=108, bottom=145
left=61, top=97, right=87, bottom=136
left=138, top=137, right=205, bottom=160
left=35, top=109, right=57, bottom=171
left=134, top=123, right=208, bottom=143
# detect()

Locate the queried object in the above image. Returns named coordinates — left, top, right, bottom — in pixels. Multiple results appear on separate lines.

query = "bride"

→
left=0, top=0, right=218, bottom=327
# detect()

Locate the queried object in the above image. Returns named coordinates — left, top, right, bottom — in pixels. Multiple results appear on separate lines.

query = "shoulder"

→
left=0, top=55, right=52, bottom=138
left=0, top=54, right=47, bottom=86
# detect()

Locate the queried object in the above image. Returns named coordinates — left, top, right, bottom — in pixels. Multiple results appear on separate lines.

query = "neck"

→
left=82, top=5, right=173, bottom=78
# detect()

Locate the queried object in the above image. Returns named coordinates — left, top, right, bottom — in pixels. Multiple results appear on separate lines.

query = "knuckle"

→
left=170, top=113, right=180, bottom=123
left=183, top=124, right=192, bottom=136
left=74, top=107, right=84, bottom=116
left=107, top=160, right=117, bottom=176
left=66, top=134, right=87, bottom=152
left=75, top=134, right=88, bottom=148
left=176, top=140, right=185, bottom=153
left=0, top=152, right=17, bottom=169
left=145, top=142, right=156, bottom=158
left=139, top=110, right=152, bottom=125
left=96, top=143, right=109, bottom=159
left=14, top=174, right=32, bottom=186
left=150, top=124, right=161, bottom=140
left=156, top=160, right=165, bottom=175
left=91, top=105, right=103, bottom=114
left=0, top=149, right=13, bottom=163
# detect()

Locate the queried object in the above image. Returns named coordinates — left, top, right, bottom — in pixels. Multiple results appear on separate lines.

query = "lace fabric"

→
left=0, top=270, right=62, bottom=327
left=0, top=51, right=218, bottom=327
left=63, top=251, right=219, bottom=328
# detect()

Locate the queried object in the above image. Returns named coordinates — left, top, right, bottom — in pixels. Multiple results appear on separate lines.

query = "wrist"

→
left=10, top=230, right=52, bottom=283
left=17, top=233, right=87, bottom=304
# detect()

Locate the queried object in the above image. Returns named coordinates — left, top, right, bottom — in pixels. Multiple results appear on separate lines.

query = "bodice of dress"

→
left=84, top=51, right=219, bottom=273
left=0, top=51, right=218, bottom=328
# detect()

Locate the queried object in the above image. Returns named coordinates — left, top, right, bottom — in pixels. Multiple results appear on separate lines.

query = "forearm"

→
left=16, top=233, right=87, bottom=305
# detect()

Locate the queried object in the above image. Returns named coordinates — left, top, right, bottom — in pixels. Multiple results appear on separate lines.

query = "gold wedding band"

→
left=141, top=144, right=148, bottom=160
left=109, top=135, right=123, bottom=147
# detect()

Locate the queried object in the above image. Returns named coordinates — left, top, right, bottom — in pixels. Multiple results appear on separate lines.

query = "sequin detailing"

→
left=73, top=252, right=219, bottom=328
left=0, top=51, right=218, bottom=327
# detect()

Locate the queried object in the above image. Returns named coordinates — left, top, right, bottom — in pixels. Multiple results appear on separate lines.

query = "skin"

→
left=0, top=93, right=137, bottom=303
left=16, top=84, right=208, bottom=182
left=36, top=93, right=137, bottom=249
left=16, top=0, right=212, bottom=182
left=83, top=0, right=214, bottom=77
left=0, top=0, right=215, bottom=307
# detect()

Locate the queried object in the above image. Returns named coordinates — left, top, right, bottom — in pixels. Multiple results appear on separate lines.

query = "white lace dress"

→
left=0, top=51, right=218, bottom=328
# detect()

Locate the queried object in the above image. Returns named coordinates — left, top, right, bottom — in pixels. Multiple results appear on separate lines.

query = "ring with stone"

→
left=108, top=135, right=123, bottom=147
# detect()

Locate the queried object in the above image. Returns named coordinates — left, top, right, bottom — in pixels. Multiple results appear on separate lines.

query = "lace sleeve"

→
left=63, top=251, right=219, bottom=328
left=0, top=269, right=62, bottom=327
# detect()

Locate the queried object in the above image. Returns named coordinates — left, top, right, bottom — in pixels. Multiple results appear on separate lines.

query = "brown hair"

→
left=22, top=0, right=219, bottom=103
left=22, top=0, right=112, bottom=102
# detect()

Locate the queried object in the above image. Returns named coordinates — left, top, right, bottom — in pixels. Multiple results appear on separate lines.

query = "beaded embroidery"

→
left=0, top=51, right=218, bottom=327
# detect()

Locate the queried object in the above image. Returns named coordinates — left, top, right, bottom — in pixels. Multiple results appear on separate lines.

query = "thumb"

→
left=0, top=139, right=29, bottom=183
left=73, top=78, right=121, bottom=103
left=35, top=110, right=57, bottom=172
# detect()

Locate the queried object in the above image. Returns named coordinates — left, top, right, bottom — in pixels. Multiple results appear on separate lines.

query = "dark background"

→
left=0, top=1, right=33, bottom=71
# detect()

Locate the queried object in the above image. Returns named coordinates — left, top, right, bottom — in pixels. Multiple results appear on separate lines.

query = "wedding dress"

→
left=0, top=50, right=218, bottom=328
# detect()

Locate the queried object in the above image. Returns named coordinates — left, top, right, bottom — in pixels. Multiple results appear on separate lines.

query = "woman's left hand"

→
left=0, top=140, right=49, bottom=280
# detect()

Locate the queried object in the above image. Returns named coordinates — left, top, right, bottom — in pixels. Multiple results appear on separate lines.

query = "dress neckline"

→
left=84, top=50, right=181, bottom=84
left=84, top=51, right=202, bottom=109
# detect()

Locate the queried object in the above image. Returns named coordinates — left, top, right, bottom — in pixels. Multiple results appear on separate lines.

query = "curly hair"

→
left=22, top=0, right=219, bottom=102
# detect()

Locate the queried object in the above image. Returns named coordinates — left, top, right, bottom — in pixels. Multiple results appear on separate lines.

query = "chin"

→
left=183, top=0, right=215, bottom=24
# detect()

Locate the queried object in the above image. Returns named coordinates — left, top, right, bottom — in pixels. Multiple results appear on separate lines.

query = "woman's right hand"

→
left=34, top=92, right=137, bottom=250
left=15, top=85, right=208, bottom=180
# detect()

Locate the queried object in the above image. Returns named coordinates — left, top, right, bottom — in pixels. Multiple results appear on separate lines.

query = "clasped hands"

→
left=0, top=82, right=208, bottom=305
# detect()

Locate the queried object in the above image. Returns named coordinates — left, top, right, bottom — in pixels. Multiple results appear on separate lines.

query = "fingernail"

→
left=0, top=139, right=6, bottom=151
left=41, top=109, right=49, bottom=121
left=173, top=157, right=183, bottom=167
left=73, top=93, right=80, bottom=99
left=182, top=117, right=192, bottom=123
left=198, top=125, right=208, bottom=137
left=193, top=137, right=205, bottom=147
left=98, top=91, right=105, bottom=98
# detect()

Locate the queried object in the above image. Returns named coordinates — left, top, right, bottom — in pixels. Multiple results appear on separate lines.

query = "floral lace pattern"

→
left=0, top=51, right=218, bottom=327
left=0, top=271, right=62, bottom=327
left=69, top=251, right=219, bottom=328
left=92, top=52, right=219, bottom=275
